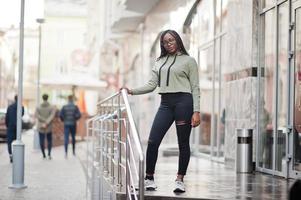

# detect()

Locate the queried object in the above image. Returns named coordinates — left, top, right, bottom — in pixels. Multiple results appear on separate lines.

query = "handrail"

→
left=121, top=89, right=144, bottom=200
left=86, top=89, right=144, bottom=200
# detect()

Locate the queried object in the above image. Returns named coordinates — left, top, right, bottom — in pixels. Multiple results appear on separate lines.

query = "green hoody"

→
left=131, top=54, right=200, bottom=112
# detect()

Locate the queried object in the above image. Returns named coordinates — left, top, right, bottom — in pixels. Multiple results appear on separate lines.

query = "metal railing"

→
left=86, top=89, right=144, bottom=200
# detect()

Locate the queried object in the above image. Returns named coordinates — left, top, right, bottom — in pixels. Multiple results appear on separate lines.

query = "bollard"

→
left=9, top=140, right=27, bottom=189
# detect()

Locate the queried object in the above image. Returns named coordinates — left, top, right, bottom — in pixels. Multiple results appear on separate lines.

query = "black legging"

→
left=146, top=92, right=193, bottom=176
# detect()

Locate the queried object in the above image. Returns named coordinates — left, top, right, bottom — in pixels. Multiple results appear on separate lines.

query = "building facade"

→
left=0, top=30, right=16, bottom=108
left=89, top=0, right=301, bottom=179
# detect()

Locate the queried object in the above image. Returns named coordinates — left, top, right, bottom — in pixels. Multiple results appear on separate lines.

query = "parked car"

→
left=0, top=108, right=34, bottom=142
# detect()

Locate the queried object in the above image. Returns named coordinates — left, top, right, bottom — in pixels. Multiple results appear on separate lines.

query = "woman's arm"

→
left=188, top=58, right=201, bottom=112
left=130, top=67, right=158, bottom=95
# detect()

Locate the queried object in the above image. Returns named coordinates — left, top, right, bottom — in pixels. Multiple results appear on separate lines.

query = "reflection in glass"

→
left=198, top=46, right=214, bottom=154
left=221, top=0, right=228, bottom=31
left=275, top=2, right=288, bottom=172
left=294, top=8, right=301, bottom=172
left=197, top=0, right=214, bottom=45
left=261, top=0, right=275, bottom=9
left=218, top=35, right=227, bottom=158
left=212, top=39, right=220, bottom=157
left=259, top=10, right=276, bottom=170
left=215, top=0, right=221, bottom=33
left=188, top=0, right=228, bottom=159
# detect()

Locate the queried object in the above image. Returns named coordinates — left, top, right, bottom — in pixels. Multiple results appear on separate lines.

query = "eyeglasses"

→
left=163, top=38, right=176, bottom=46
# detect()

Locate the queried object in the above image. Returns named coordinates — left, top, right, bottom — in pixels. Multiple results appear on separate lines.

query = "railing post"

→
left=105, top=120, right=109, bottom=175
left=96, top=119, right=102, bottom=200
left=111, top=99, right=115, bottom=184
left=85, top=119, right=90, bottom=200
left=126, top=121, right=130, bottom=199
left=139, top=158, right=144, bottom=200
left=117, top=95, right=122, bottom=187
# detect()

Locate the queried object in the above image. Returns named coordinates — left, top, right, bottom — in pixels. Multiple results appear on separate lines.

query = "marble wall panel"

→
left=224, top=77, right=257, bottom=164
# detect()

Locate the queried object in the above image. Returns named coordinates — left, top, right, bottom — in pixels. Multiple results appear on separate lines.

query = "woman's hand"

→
left=191, top=112, right=201, bottom=127
left=120, top=87, right=133, bottom=95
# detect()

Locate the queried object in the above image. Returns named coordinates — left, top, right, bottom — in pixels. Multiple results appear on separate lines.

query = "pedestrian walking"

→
left=35, top=94, right=56, bottom=159
left=5, top=95, right=24, bottom=163
left=60, top=95, right=81, bottom=157
left=121, top=29, right=201, bottom=193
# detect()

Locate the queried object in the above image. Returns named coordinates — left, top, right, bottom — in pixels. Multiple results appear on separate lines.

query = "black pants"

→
left=64, top=125, right=76, bottom=154
left=39, top=132, right=52, bottom=157
left=146, top=93, right=193, bottom=176
left=7, top=127, right=17, bottom=155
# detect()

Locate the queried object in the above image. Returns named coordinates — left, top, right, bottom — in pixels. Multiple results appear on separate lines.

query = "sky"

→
left=0, top=0, right=44, bottom=28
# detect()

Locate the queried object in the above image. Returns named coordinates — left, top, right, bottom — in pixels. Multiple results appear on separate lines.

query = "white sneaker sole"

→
left=145, top=185, right=157, bottom=191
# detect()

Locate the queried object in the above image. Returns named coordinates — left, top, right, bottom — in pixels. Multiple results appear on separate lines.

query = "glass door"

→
left=290, top=0, right=301, bottom=178
left=197, top=45, right=214, bottom=156
left=257, top=1, right=289, bottom=177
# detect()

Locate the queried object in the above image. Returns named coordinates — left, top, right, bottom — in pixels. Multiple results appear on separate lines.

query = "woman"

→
left=123, top=29, right=200, bottom=193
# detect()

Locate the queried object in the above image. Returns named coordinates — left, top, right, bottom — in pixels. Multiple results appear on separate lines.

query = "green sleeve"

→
left=131, top=67, right=158, bottom=95
left=189, top=58, right=201, bottom=112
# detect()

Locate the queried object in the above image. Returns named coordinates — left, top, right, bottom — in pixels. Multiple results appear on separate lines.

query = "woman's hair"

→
left=157, top=29, right=189, bottom=60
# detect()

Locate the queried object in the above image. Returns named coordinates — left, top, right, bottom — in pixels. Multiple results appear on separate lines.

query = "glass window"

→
left=293, top=7, right=301, bottom=171
left=198, top=46, right=214, bottom=154
left=218, top=34, right=228, bottom=158
left=221, top=0, right=228, bottom=32
left=197, top=0, right=214, bottom=45
left=215, top=0, right=222, bottom=33
left=276, top=2, right=289, bottom=172
left=261, top=0, right=276, bottom=9
left=259, top=9, right=276, bottom=169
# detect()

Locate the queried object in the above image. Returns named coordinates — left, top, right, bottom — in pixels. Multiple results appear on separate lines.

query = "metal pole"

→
left=36, top=18, right=44, bottom=106
left=9, top=0, right=27, bottom=189
left=37, top=23, right=41, bottom=105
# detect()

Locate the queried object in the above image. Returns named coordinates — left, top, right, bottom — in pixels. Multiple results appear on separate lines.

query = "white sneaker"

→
left=144, top=179, right=157, bottom=191
left=173, top=180, right=185, bottom=193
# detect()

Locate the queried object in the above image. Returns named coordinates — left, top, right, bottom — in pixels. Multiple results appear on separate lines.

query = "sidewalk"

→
left=0, top=130, right=295, bottom=200
left=0, top=130, right=86, bottom=200
left=79, top=140, right=295, bottom=200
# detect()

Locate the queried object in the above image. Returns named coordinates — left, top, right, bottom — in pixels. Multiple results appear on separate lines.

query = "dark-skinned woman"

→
left=122, top=29, right=201, bottom=193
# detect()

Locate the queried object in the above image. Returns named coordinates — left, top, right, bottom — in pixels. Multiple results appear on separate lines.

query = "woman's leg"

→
left=174, top=94, right=193, bottom=179
left=146, top=103, right=174, bottom=175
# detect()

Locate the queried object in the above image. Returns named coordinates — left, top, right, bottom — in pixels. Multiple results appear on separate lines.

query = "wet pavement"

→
left=142, top=154, right=294, bottom=199
left=0, top=130, right=295, bottom=200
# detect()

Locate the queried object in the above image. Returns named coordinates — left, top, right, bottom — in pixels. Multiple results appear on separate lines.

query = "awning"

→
left=40, top=75, right=107, bottom=91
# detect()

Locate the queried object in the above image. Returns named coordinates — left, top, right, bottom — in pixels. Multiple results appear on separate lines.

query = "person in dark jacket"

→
left=60, top=95, right=81, bottom=157
left=5, top=95, right=24, bottom=163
